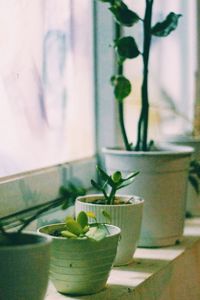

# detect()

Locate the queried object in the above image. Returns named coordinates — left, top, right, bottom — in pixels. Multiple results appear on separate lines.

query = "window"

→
left=0, top=0, right=94, bottom=177
left=123, top=1, right=197, bottom=142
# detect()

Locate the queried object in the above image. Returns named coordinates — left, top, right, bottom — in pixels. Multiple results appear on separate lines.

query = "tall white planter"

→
left=75, top=194, right=144, bottom=266
left=166, top=135, right=200, bottom=216
left=39, top=223, right=120, bottom=295
left=0, top=232, right=51, bottom=300
left=103, top=144, right=193, bottom=247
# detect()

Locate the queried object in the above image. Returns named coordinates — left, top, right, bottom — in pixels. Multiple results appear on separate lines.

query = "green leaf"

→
left=66, top=219, right=83, bottom=235
left=61, top=230, right=77, bottom=239
left=91, top=179, right=102, bottom=191
left=116, top=36, right=140, bottom=59
left=188, top=174, right=199, bottom=195
left=96, top=165, right=114, bottom=185
left=111, top=171, right=122, bottom=183
left=64, top=216, right=74, bottom=224
left=77, top=211, right=88, bottom=229
left=82, top=225, right=89, bottom=233
left=117, top=181, right=135, bottom=190
left=190, top=160, right=200, bottom=178
left=151, top=12, right=182, bottom=37
left=123, top=171, right=140, bottom=182
left=109, top=2, right=140, bottom=27
left=111, top=75, right=131, bottom=101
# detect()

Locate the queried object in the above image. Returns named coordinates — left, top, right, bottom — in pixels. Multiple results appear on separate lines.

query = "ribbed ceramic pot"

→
left=75, top=194, right=144, bottom=266
left=39, top=223, right=120, bottom=295
left=166, top=135, right=200, bottom=216
left=0, top=232, right=51, bottom=300
left=103, top=144, right=193, bottom=247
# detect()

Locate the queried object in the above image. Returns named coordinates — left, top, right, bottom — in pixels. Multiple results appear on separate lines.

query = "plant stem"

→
left=108, top=185, right=117, bottom=205
left=135, top=0, right=154, bottom=151
left=17, top=198, right=64, bottom=233
left=115, top=23, right=131, bottom=151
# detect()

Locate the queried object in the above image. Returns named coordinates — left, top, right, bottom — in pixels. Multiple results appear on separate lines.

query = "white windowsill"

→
left=45, top=218, right=200, bottom=300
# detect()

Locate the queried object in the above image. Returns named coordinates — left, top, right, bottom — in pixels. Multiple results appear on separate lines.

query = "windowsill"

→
left=45, top=218, right=200, bottom=300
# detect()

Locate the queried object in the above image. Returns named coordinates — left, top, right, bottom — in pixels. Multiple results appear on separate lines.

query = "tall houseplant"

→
left=100, top=0, right=182, bottom=150
left=99, top=0, right=193, bottom=247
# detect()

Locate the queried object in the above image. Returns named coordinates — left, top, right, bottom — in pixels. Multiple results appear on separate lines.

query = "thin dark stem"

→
left=0, top=197, right=64, bottom=231
left=108, top=186, right=117, bottom=205
left=115, top=23, right=131, bottom=151
left=135, top=0, right=154, bottom=151
left=17, top=199, right=64, bottom=233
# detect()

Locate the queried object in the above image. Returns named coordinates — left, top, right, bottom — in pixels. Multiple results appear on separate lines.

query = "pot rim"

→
left=0, top=231, right=52, bottom=250
left=102, top=143, right=194, bottom=156
left=76, top=194, right=144, bottom=207
left=38, top=223, right=121, bottom=240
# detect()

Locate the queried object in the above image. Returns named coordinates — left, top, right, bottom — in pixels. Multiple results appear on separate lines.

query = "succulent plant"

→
left=53, top=211, right=110, bottom=242
left=91, top=165, right=139, bottom=204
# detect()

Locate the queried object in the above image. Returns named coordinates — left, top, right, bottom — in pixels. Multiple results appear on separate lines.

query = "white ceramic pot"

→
left=103, top=144, right=193, bottom=247
left=0, top=232, right=51, bottom=300
left=166, top=135, right=200, bottom=216
left=75, top=194, right=144, bottom=266
left=39, top=223, right=120, bottom=295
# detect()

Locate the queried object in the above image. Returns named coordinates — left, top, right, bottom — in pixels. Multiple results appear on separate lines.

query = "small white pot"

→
left=103, top=144, right=193, bottom=247
left=75, top=194, right=144, bottom=266
left=166, top=135, right=200, bottom=216
left=0, top=232, right=51, bottom=300
left=39, top=223, right=120, bottom=295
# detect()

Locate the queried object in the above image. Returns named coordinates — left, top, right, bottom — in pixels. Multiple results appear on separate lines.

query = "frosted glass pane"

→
left=124, top=1, right=196, bottom=144
left=0, top=0, right=94, bottom=177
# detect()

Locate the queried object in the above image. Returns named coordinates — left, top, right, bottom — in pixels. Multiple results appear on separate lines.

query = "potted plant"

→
left=38, top=210, right=120, bottom=295
left=98, top=0, right=193, bottom=247
left=0, top=183, right=85, bottom=300
left=75, top=165, right=144, bottom=266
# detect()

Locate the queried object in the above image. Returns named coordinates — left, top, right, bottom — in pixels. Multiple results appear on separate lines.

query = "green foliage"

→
left=151, top=12, right=182, bottom=37
left=111, top=75, right=131, bottom=101
left=109, top=1, right=140, bottom=27
left=0, top=183, right=86, bottom=235
left=91, top=165, right=139, bottom=205
left=98, top=0, right=182, bottom=151
left=115, top=36, right=140, bottom=60
left=59, top=183, right=86, bottom=209
left=189, top=160, right=200, bottom=194
left=60, top=211, right=108, bottom=242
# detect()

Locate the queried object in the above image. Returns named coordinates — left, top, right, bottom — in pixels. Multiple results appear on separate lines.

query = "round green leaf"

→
left=111, top=171, right=122, bottom=183
left=116, top=36, right=140, bottom=59
left=112, top=75, right=131, bottom=101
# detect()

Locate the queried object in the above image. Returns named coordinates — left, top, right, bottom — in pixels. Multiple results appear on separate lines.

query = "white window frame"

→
left=94, top=1, right=119, bottom=164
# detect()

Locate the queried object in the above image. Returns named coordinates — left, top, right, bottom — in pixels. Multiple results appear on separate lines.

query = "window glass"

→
left=0, top=0, right=94, bottom=177
left=124, top=0, right=196, bottom=142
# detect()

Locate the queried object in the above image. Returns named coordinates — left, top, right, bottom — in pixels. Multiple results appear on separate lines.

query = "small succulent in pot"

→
left=38, top=211, right=121, bottom=295
left=75, top=166, right=143, bottom=266
left=50, top=210, right=111, bottom=242
left=91, top=165, right=139, bottom=204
